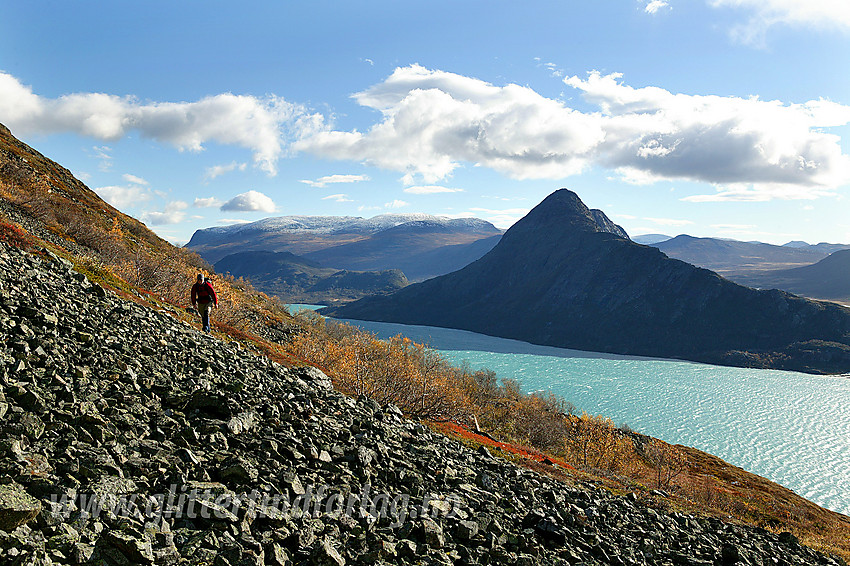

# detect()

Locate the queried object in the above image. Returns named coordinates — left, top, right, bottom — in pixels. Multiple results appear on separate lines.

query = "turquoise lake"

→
left=316, top=314, right=850, bottom=516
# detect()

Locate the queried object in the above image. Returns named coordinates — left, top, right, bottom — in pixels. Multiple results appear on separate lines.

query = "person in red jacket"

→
left=191, top=274, right=218, bottom=332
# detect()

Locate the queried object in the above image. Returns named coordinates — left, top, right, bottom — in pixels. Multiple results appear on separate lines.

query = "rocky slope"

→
left=0, top=243, right=841, bottom=565
left=214, top=251, right=408, bottom=305
left=328, top=189, right=850, bottom=374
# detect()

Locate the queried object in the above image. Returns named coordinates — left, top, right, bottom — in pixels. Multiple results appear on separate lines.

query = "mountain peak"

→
left=329, top=188, right=850, bottom=374
left=505, top=188, right=628, bottom=241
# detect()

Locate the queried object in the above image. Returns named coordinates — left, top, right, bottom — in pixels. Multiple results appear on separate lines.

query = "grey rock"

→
left=0, top=483, right=41, bottom=531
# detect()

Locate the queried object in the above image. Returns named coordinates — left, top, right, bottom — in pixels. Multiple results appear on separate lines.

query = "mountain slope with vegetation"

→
left=1, top=123, right=849, bottom=563
left=328, top=189, right=850, bottom=374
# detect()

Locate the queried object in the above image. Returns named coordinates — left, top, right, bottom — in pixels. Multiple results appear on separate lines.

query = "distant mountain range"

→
left=631, top=235, right=850, bottom=304
left=187, top=214, right=502, bottom=264
left=652, top=235, right=840, bottom=274
left=214, top=251, right=408, bottom=305
left=327, top=189, right=850, bottom=374
left=729, top=250, right=850, bottom=305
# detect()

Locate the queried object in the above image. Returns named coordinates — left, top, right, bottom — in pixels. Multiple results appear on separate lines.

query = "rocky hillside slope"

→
left=0, top=243, right=840, bottom=565
left=328, top=189, right=850, bottom=374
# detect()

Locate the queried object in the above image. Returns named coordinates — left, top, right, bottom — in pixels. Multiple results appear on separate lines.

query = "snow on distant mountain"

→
left=196, top=213, right=494, bottom=237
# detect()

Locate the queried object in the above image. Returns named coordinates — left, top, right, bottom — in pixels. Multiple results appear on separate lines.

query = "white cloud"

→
left=193, top=197, right=223, bottom=208
left=681, top=182, right=837, bottom=202
left=644, top=1, right=670, bottom=15
left=0, top=72, right=323, bottom=175
left=122, top=173, right=148, bottom=185
left=294, top=65, right=850, bottom=201
left=384, top=199, right=409, bottom=209
left=296, top=64, right=604, bottom=183
left=220, top=190, right=277, bottom=212
left=94, top=184, right=152, bottom=209
left=204, top=162, right=247, bottom=181
left=564, top=71, right=850, bottom=199
left=322, top=193, right=353, bottom=202
left=300, top=174, right=370, bottom=188
left=709, top=0, right=850, bottom=44
left=643, top=217, right=694, bottom=227
left=218, top=218, right=252, bottom=225
left=140, top=200, right=189, bottom=225
left=91, top=145, right=113, bottom=172
left=403, top=185, right=464, bottom=195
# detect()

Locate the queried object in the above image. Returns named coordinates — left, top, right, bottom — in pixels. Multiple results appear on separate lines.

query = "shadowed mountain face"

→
left=327, top=189, right=850, bottom=374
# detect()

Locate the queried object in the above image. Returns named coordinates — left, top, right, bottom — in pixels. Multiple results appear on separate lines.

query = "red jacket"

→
left=191, top=281, right=218, bottom=306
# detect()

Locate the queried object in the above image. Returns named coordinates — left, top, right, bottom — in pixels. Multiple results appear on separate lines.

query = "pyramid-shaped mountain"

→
left=327, top=189, right=850, bottom=373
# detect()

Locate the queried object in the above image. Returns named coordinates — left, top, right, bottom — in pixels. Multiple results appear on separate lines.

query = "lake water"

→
left=329, top=317, right=850, bottom=516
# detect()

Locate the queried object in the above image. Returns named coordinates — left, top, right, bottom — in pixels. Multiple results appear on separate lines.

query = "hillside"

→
left=729, top=249, right=850, bottom=304
left=1, top=231, right=844, bottom=565
left=328, top=189, right=850, bottom=374
left=2, top=123, right=850, bottom=563
left=215, top=250, right=408, bottom=305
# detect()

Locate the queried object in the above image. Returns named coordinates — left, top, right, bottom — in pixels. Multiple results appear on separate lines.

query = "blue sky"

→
left=1, top=1, right=849, bottom=245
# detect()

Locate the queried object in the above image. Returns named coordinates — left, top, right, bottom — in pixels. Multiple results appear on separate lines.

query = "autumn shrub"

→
left=0, top=219, right=38, bottom=250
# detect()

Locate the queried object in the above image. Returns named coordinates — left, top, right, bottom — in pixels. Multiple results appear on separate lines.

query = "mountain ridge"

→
left=327, top=189, right=850, bottom=374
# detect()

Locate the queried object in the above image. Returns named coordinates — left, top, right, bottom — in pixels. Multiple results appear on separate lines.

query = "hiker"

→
left=191, top=274, right=218, bottom=332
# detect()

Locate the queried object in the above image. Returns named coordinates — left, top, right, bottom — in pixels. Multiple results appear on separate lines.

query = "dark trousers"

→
left=198, top=302, right=212, bottom=331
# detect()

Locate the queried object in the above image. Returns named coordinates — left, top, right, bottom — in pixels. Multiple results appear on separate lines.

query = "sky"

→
left=1, top=1, right=849, bottom=245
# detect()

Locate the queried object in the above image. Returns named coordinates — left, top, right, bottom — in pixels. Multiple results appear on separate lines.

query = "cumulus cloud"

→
left=403, top=185, right=464, bottom=195
left=564, top=71, right=850, bottom=199
left=294, top=65, right=850, bottom=201
left=204, top=162, right=247, bottom=181
left=644, top=1, right=670, bottom=15
left=140, top=201, right=189, bottom=225
left=193, top=197, right=223, bottom=208
left=709, top=0, right=850, bottom=43
left=0, top=72, right=322, bottom=175
left=94, top=184, right=152, bottom=209
left=384, top=200, right=409, bottom=209
left=296, top=64, right=604, bottom=183
left=322, top=193, right=353, bottom=202
left=300, top=174, right=370, bottom=188
left=220, top=190, right=277, bottom=212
